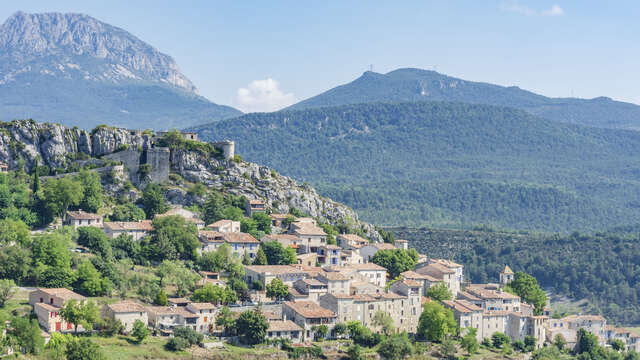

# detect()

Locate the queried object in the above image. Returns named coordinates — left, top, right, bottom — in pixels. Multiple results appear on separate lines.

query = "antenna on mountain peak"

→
left=369, top=64, right=374, bottom=72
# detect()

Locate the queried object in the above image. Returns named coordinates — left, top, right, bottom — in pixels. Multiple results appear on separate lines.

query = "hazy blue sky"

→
left=1, top=1, right=638, bottom=111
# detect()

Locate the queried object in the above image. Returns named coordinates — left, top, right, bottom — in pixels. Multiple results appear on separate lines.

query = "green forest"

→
left=192, top=101, right=640, bottom=232
left=394, top=226, right=640, bottom=325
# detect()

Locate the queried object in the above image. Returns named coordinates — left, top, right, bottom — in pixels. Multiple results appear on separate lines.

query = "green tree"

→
left=0, top=245, right=31, bottom=283
left=240, top=217, right=258, bottom=237
left=371, top=248, right=419, bottom=278
left=41, top=176, right=84, bottom=217
left=98, top=317, right=124, bottom=337
left=191, top=284, right=237, bottom=304
left=0, top=279, right=17, bottom=307
left=524, top=335, right=537, bottom=352
left=504, top=272, right=547, bottom=315
left=154, top=289, right=168, bottom=305
left=265, top=278, right=289, bottom=301
left=32, top=159, right=40, bottom=194
left=77, top=170, right=103, bottom=213
left=532, top=346, right=564, bottom=360
left=141, top=183, right=168, bottom=219
left=372, top=310, right=394, bottom=336
left=553, top=334, right=567, bottom=351
left=334, top=322, right=348, bottom=337
left=425, top=282, right=453, bottom=302
left=75, top=261, right=112, bottom=296
left=131, top=319, right=149, bottom=344
left=311, top=324, right=329, bottom=341
left=251, top=212, right=272, bottom=234
left=143, top=215, right=199, bottom=261
left=261, top=241, right=296, bottom=265
left=110, top=203, right=145, bottom=222
left=155, top=260, right=200, bottom=296
left=215, top=306, right=235, bottom=336
left=65, top=337, right=106, bottom=360
left=9, top=317, right=45, bottom=354
left=39, top=266, right=76, bottom=288
left=235, top=308, right=268, bottom=345
left=253, top=246, right=268, bottom=265
left=576, top=328, right=601, bottom=356
left=77, top=226, right=113, bottom=260
left=440, top=338, right=458, bottom=360
left=0, top=218, right=30, bottom=246
left=347, top=344, right=364, bottom=360
left=417, top=301, right=457, bottom=342
left=377, top=333, right=414, bottom=360
left=461, top=328, right=479, bottom=355
left=202, top=191, right=225, bottom=224
left=32, top=232, right=72, bottom=269
left=60, top=300, right=84, bottom=334
left=242, top=251, right=251, bottom=265
left=491, top=332, right=510, bottom=348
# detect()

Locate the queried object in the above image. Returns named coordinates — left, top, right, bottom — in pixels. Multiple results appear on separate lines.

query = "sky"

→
left=1, top=1, right=639, bottom=112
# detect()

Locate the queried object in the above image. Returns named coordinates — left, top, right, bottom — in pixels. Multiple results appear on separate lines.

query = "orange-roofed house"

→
left=283, top=301, right=336, bottom=341
left=64, top=210, right=103, bottom=229
left=29, top=288, right=87, bottom=333
left=103, top=220, right=153, bottom=240
left=102, top=301, right=148, bottom=332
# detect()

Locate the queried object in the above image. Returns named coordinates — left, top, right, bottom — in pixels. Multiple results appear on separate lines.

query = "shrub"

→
left=165, top=337, right=190, bottom=351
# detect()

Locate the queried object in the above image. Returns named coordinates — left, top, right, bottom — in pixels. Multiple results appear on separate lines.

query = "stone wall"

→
left=103, top=149, right=141, bottom=184
left=146, top=147, right=170, bottom=183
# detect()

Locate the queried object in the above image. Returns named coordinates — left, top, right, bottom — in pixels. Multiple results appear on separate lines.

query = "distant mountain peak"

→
left=0, top=11, right=197, bottom=93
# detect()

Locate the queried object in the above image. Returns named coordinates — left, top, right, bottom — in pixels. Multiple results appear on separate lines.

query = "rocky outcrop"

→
left=0, top=120, right=382, bottom=241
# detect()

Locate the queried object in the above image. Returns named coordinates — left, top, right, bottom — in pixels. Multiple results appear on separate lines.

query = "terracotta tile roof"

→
left=269, top=320, right=302, bottom=332
left=443, top=300, right=482, bottom=314
left=36, top=288, right=86, bottom=301
left=262, top=234, right=299, bottom=242
left=401, top=279, right=422, bottom=287
left=224, top=232, right=259, bottom=243
left=107, top=301, right=147, bottom=313
left=502, top=265, right=514, bottom=274
left=484, top=311, right=512, bottom=317
left=262, top=311, right=282, bottom=321
left=430, top=258, right=463, bottom=268
left=563, top=315, right=606, bottom=322
left=395, top=239, right=408, bottom=243
left=415, top=263, right=454, bottom=278
left=148, top=306, right=198, bottom=318
left=318, top=271, right=348, bottom=281
left=457, top=290, right=481, bottom=301
left=249, top=199, right=265, bottom=205
left=66, top=210, right=102, bottom=220
left=346, top=263, right=386, bottom=271
left=245, top=265, right=308, bottom=275
left=285, top=301, right=336, bottom=318
left=465, top=285, right=520, bottom=300
left=337, top=234, right=369, bottom=243
left=209, top=219, right=234, bottom=227
left=104, top=220, right=153, bottom=231
left=199, top=230, right=225, bottom=242
left=288, top=287, right=305, bottom=298
left=188, top=302, right=217, bottom=310
left=374, top=292, right=405, bottom=300
left=301, top=278, right=326, bottom=286
left=291, top=223, right=327, bottom=236
left=400, top=270, right=439, bottom=282
left=369, top=243, right=396, bottom=250
left=323, top=245, right=341, bottom=250
left=270, top=213, right=290, bottom=220
left=167, top=297, right=191, bottom=304
left=456, top=299, right=483, bottom=312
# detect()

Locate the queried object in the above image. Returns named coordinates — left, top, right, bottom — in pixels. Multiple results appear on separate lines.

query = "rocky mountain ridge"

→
left=0, top=119, right=381, bottom=241
left=0, top=11, right=195, bottom=91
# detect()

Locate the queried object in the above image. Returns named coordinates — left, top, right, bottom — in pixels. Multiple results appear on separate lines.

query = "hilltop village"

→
left=0, top=127, right=636, bottom=360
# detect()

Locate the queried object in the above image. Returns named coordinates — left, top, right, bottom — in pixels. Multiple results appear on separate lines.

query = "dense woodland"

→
left=395, top=226, right=640, bottom=325
left=193, top=101, right=640, bottom=232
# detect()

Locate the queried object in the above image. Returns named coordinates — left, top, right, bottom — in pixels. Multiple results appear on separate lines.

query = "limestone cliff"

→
left=0, top=120, right=382, bottom=241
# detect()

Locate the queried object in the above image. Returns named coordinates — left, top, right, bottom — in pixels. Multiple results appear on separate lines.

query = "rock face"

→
left=0, top=12, right=242, bottom=130
left=0, top=12, right=195, bottom=92
left=0, top=120, right=381, bottom=241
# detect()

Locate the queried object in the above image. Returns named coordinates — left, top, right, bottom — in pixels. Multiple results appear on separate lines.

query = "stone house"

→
left=103, top=220, right=152, bottom=241
left=29, top=288, right=86, bottom=333
left=340, top=249, right=364, bottom=265
left=246, top=199, right=266, bottom=216
left=147, top=306, right=199, bottom=334
left=102, top=301, right=148, bottom=333
left=207, top=219, right=240, bottom=233
left=460, top=284, right=521, bottom=312
left=336, top=234, right=369, bottom=250
left=395, top=239, right=409, bottom=250
left=185, top=303, right=217, bottom=333
left=197, top=231, right=259, bottom=259
left=0, top=161, right=8, bottom=173
left=415, top=262, right=460, bottom=297
left=400, top=270, right=440, bottom=296
left=244, top=265, right=315, bottom=287
left=267, top=320, right=303, bottom=343
left=317, top=244, right=341, bottom=266
left=269, top=214, right=292, bottom=231
left=442, top=299, right=484, bottom=341
left=283, top=301, right=336, bottom=341
left=296, top=253, right=318, bottom=267
left=429, top=259, right=464, bottom=292
left=289, top=221, right=327, bottom=254
left=343, top=263, right=388, bottom=288
left=292, top=278, right=329, bottom=302
left=64, top=210, right=103, bottom=229
left=261, top=234, right=300, bottom=251
left=358, top=242, right=396, bottom=263
left=317, top=271, right=350, bottom=295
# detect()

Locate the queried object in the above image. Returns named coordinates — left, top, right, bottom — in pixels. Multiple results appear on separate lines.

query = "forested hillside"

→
left=192, top=101, right=640, bottom=232
left=288, top=68, right=640, bottom=130
left=393, top=226, right=640, bottom=325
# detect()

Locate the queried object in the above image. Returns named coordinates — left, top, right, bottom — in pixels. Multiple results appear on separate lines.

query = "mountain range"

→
left=191, top=101, right=640, bottom=232
left=289, top=68, right=640, bottom=130
left=0, top=12, right=241, bottom=130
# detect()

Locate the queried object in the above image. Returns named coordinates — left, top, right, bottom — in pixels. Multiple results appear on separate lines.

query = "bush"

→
left=252, top=280, right=264, bottom=291
left=165, top=337, right=190, bottom=351
left=173, top=327, right=204, bottom=347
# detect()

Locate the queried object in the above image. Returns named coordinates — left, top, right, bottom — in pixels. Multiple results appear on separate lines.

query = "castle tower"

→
left=500, top=265, right=514, bottom=287
left=214, top=140, right=235, bottom=161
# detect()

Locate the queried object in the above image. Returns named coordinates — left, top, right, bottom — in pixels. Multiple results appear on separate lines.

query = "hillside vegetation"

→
left=393, top=226, right=640, bottom=325
left=192, top=101, right=640, bottom=232
left=288, top=68, right=640, bottom=130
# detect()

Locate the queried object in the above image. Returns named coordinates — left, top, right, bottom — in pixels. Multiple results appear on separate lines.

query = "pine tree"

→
left=253, top=246, right=267, bottom=265
left=32, top=159, right=40, bottom=194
